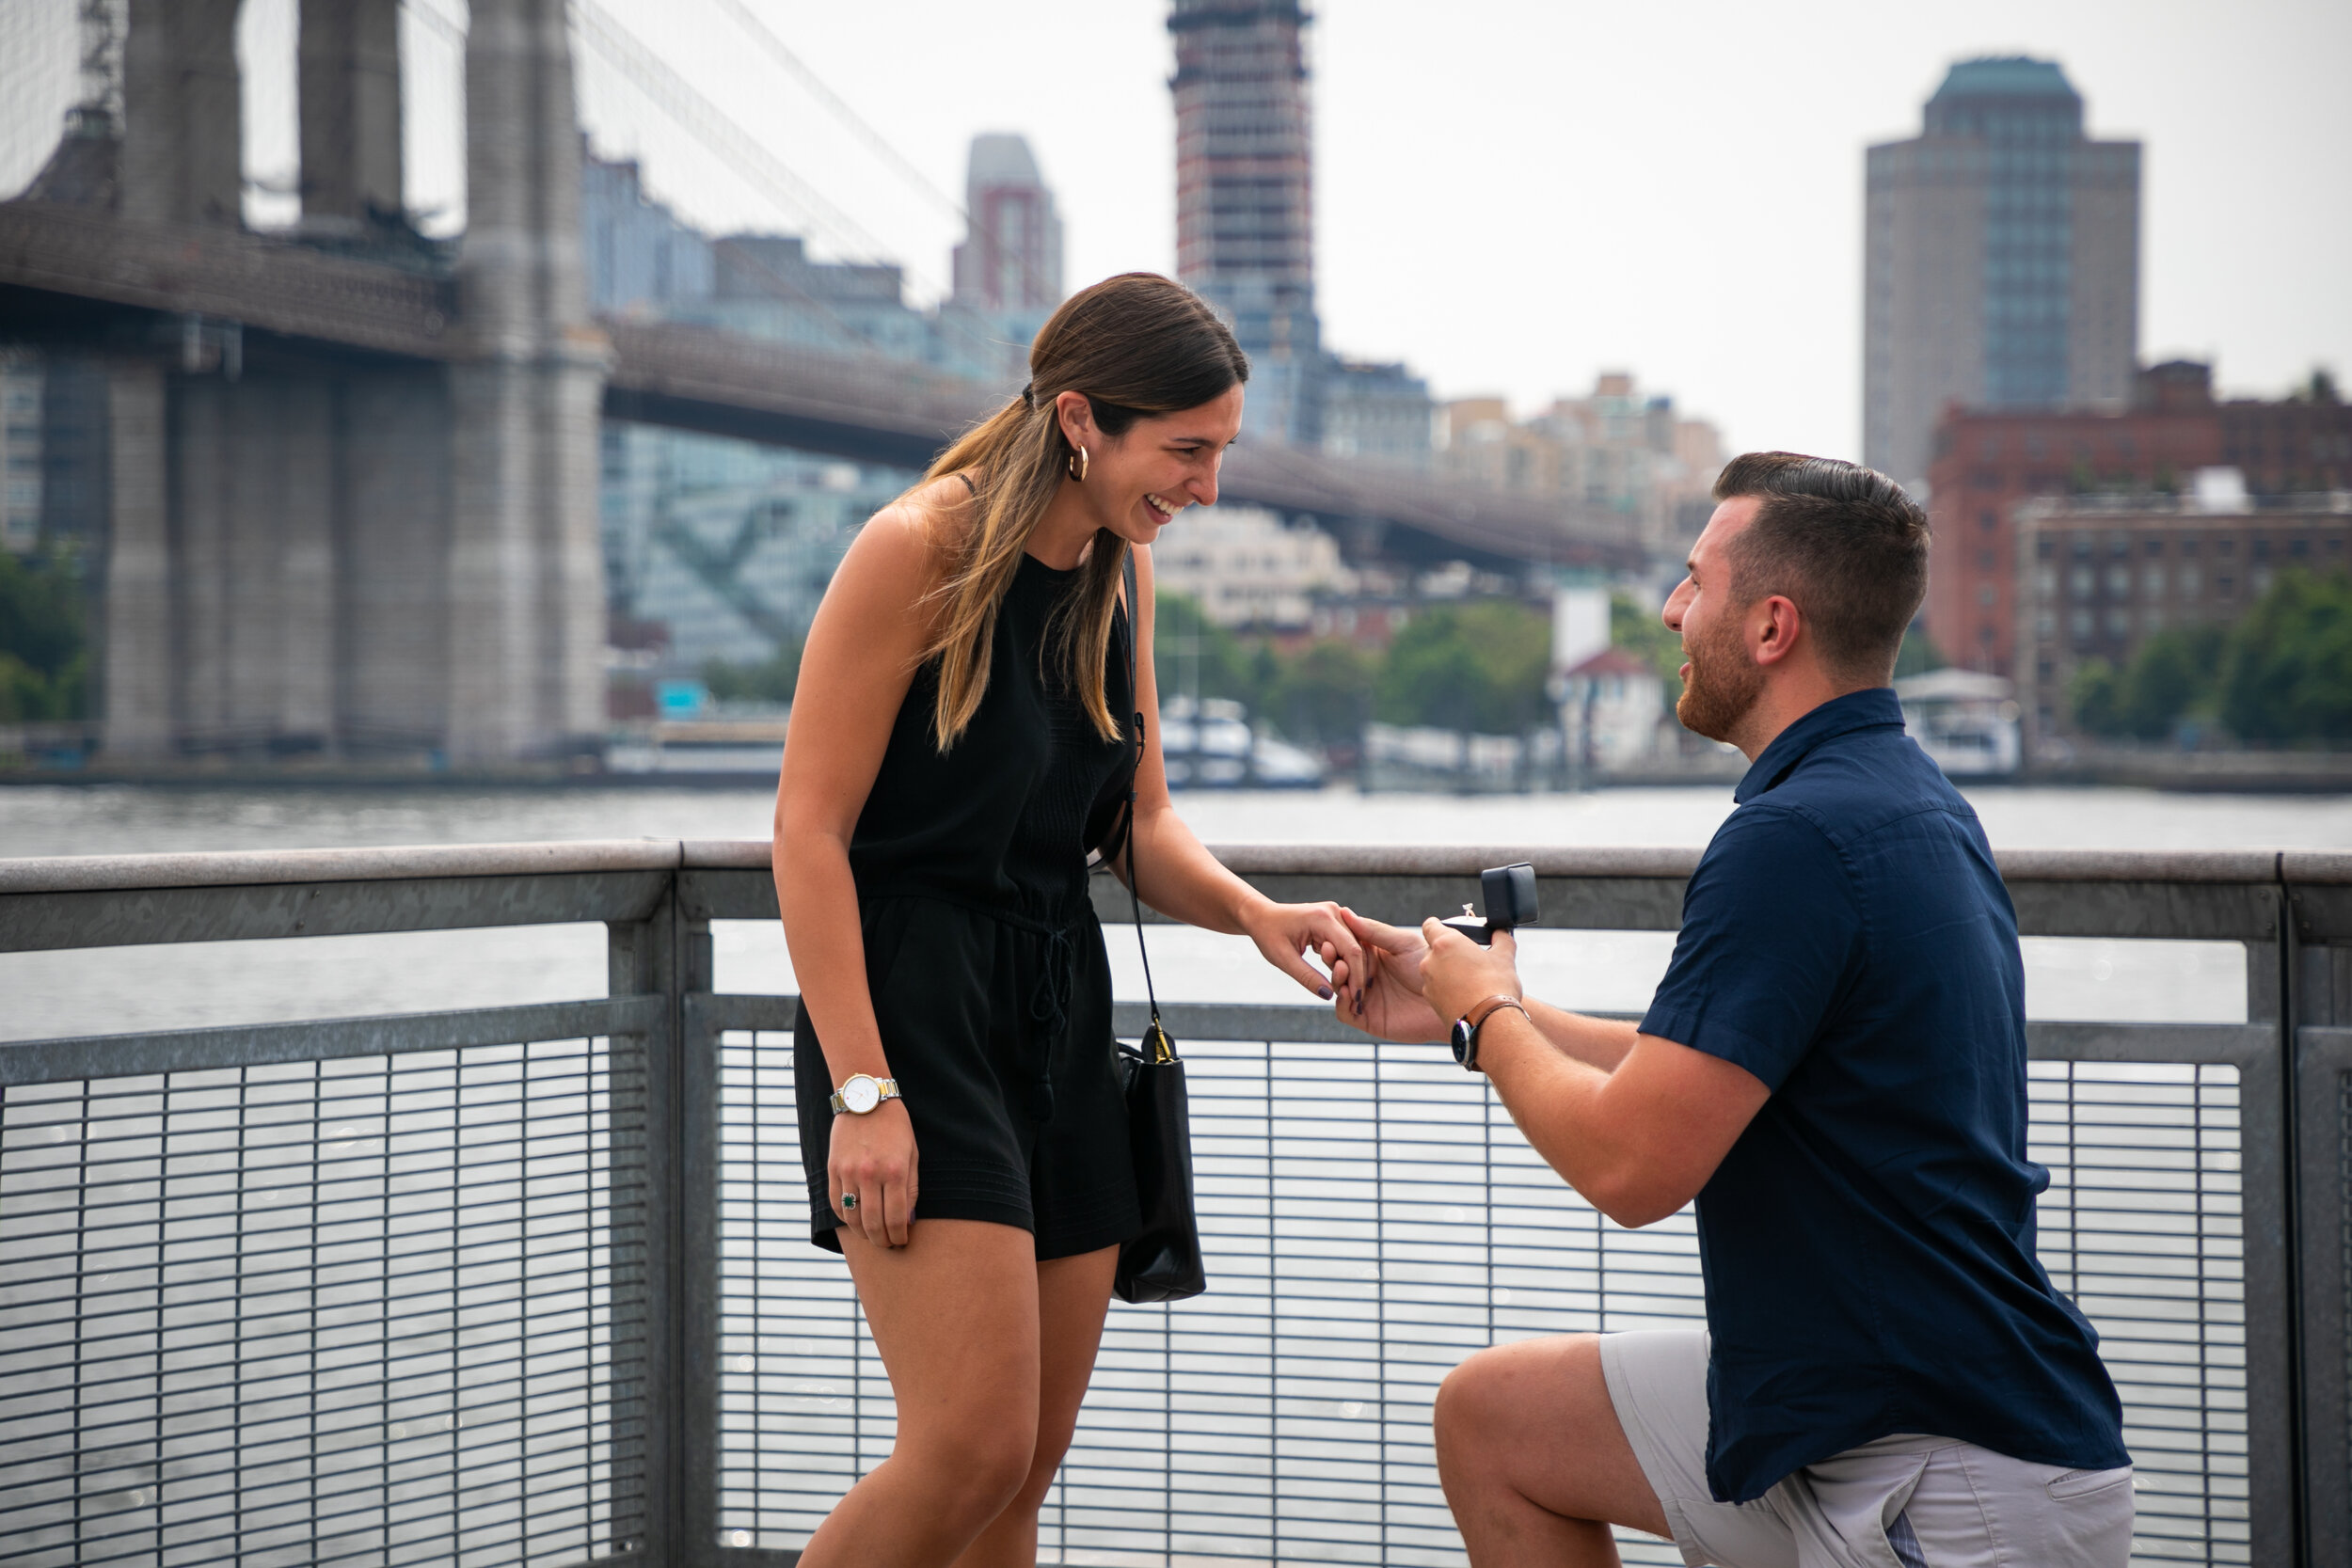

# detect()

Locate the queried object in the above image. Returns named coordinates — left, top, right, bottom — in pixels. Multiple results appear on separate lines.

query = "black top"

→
left=848, top=551, right=1135, bottom=929
left=1640, top=689, right=2128, bottom=1502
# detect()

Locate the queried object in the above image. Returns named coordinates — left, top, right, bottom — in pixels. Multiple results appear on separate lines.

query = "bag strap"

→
left=1121, top=548, right=1173, bottom=1064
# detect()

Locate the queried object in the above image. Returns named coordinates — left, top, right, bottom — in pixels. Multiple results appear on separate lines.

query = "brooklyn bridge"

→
left=0, top=0, right=1642, bottom=766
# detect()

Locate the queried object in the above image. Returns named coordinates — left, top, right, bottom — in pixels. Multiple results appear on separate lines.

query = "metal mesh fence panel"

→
left=2029, top=1060, right=2249, bottom=1567
left=0, top=1035, right=631, bottom=1568
left=718, top=1026, right=2254, bottom=1568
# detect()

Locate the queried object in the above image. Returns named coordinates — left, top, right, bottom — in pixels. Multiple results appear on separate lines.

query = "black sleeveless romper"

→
left=793, top=551, right=1143, bottom=1259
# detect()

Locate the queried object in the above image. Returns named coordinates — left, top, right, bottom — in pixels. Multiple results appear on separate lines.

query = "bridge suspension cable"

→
left=569, top=0, right=1026, bottom=375
left=707, top=0, right=1060, bottom=309
left=572, top=0, right=901, bottom=276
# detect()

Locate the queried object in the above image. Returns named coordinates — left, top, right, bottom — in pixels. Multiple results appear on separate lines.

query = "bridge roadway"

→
left=0, top=199, right=1644, bottom=570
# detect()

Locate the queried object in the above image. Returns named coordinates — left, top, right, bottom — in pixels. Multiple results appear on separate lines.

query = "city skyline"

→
left=3, top=0, right=2342, bottom=465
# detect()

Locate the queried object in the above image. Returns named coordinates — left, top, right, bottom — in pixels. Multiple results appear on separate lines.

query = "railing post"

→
left=2286, top=863, right=2352, bottom=1567
left=611, top=879, right=687, bottom=1565
left=676, top=891, right=721, bottom=1562
left=2240, top=879, right=2303, bottom=1568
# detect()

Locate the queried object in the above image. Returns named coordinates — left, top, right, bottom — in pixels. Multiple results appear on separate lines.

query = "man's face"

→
left=1662, top=498, right=1766, bottom=743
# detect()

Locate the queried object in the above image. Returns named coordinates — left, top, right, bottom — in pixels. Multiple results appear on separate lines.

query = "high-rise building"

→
left=1864, top=57, right=2140, bottom=489
left=943, top=134, right=1064, bottom=385
left=1, top=354, right=42, bottom=553
left=952, top=134, right=1062, bottom=314
left=1321, top=360, right=1433, bottom=471
left=1169, top=0, right=1321, bottom=446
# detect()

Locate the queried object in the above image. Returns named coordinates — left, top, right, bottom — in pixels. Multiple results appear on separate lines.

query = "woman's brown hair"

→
left=914, top=272, right=1248, bottom=749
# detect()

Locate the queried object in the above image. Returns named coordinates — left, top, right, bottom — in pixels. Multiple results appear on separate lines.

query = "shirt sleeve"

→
left=1638, top=803, right=1862, bottom=1092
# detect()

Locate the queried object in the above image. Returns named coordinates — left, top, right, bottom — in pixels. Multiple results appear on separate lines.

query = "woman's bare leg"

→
left=951, top=1244, right=1120, bottom=1568
left=797, top=1220, right=1045, bottom=1568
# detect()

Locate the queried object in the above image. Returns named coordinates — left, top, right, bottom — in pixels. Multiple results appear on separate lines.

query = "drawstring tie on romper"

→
left=1026, top=924, right=1076, bottom=1122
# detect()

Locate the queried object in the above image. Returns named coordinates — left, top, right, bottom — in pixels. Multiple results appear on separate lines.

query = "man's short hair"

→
left=1711, top=451, right=1931, bottom=683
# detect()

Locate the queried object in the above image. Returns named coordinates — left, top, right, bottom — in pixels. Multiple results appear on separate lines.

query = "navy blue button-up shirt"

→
left=1639, top=688, right=2128, bottom=1503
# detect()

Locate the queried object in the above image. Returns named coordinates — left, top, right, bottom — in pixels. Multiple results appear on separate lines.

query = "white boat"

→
left=1895, top=669, right=2022, bottom=778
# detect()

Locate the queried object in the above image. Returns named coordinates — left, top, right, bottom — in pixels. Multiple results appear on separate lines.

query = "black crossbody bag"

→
left=1107, top=549, right=1207, bottom=1305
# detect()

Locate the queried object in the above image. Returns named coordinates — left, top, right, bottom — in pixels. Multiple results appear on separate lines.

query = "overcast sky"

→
left=9, top=0, right=2346, bottom=461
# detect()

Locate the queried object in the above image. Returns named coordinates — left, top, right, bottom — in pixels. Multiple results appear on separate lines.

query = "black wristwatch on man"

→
left=1450, top=994, right=1528, bottom=1072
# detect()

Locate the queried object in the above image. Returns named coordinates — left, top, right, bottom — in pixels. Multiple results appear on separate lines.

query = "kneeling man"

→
left=1343, top=453, right=2132, bottom=1567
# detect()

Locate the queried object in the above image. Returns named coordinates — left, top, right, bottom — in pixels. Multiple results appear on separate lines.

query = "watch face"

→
left=1450, top=1019, right=1474, bottom=1066
left=842, top=1076, right=881, bottom=1115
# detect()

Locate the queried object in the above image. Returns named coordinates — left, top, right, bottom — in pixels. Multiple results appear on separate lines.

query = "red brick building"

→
left=2012, top=492, right=2352, bottom=747
left=1922, top=363, right=2351, bottom=674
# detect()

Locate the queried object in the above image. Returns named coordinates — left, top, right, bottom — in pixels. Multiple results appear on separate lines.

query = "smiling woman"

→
left=769, top=271, right=1371, bottom=1568
left=916, top=273, right=1250, bottom=748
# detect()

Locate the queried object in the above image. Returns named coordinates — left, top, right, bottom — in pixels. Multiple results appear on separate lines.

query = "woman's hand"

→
left=829, top=1100, right=918, bottom=1249
left=1243, top=898, right=1369, bottom=1014
left=1331, top=910, right=1448, bottom=1043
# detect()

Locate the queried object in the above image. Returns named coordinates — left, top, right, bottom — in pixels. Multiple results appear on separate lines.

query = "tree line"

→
left=2073, top=567, right=2352, bottom=744
left=0, top=546, right=87, bottom=723
left=702, top=591, right=1593, bottom=746
left=701, top=589, right=1949, bottom=752
left=1150, top=591, right=1704, bottom=749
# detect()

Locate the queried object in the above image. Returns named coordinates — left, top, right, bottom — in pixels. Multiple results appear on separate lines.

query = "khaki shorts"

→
left=1599, top=1329, right=2134, bottom=1568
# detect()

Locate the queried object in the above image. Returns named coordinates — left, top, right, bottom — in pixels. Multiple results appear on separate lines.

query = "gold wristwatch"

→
left=829, top=1073, right=901, bottom=1116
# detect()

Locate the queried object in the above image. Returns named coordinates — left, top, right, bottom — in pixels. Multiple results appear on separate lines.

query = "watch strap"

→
left=1462, top=994, right=1527, bottom=1033
left=829, top=1076, right=900, bottom=1116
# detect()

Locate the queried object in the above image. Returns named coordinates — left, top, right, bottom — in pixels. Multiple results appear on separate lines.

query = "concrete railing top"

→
left=3, top=838, right=2350, bottom=896
left=0, top=839, right=685, bottom=895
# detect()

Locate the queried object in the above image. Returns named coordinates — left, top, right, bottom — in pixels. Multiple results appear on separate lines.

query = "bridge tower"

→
left=71, top=0, right=608, bottom=766
left=297, top=0, right=405, bottom=229
left=448, top=0, right=609, bottom=761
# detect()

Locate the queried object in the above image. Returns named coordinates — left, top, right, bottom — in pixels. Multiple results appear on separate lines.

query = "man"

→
left=1339, top=453, right=2132, bottom=1568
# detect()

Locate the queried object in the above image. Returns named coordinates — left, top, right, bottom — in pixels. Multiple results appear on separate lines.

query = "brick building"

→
left=2012, top=489, right=2352, bottom=746
left=1923, top=362, right=2352, bottom=674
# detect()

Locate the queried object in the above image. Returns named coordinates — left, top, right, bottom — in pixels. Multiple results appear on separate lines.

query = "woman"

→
left=772, top=272, right=1366, bottom=1568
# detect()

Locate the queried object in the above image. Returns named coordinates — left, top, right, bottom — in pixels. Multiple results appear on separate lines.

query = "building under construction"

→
left=1169, top=0, right=1321, bottom=447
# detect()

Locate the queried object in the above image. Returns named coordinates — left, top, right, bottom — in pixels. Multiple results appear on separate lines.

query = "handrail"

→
left=0, top=837, right=685, bottom=895
left=3, top=837, right=2346, bottom=897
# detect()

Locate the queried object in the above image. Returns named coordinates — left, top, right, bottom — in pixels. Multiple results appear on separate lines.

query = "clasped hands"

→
left=1317, top=910, right=1523, bottom=1044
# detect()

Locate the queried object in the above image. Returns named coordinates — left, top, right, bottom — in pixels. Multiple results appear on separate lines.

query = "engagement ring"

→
left=841, top=1194, right=859, bottom=1211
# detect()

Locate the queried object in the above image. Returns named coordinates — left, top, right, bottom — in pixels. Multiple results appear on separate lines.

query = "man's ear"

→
left=1751, top=595, right=1804, bottom=667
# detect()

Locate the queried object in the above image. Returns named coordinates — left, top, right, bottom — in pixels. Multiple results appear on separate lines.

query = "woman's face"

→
left=1060, top=384, right=1245, bottom=546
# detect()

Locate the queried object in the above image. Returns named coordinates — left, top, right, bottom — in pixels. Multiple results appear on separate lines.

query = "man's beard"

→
left=1675, top=611, right=1765, bottom=743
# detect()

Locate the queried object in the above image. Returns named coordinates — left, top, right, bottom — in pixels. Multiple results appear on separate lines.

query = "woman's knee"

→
left=898, top=1410, right=1040, bottom=1522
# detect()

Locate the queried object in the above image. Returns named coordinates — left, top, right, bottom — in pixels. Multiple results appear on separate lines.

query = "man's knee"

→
left=1438, top=1334, right=1604, bottom=1457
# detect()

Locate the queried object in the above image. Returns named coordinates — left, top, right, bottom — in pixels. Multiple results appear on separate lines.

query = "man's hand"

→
left=1421, top=919, right=1524, bottom=1027
left=1324, top=910, right=1445, bottom=1042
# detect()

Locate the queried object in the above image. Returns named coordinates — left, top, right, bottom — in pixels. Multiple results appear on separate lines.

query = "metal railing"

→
left=1, top=840, right=2347, bottom=1567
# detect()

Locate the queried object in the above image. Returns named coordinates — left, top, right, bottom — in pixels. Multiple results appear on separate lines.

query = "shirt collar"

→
left=1732, top=687, right=1906, bottom=804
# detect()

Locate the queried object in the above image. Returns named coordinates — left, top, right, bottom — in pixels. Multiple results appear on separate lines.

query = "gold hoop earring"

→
left=1067, top=445, right=1089, bottom=483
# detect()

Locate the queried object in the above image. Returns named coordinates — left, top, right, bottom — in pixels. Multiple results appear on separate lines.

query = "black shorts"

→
left=794, top=894, right=1141, bottom=1260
